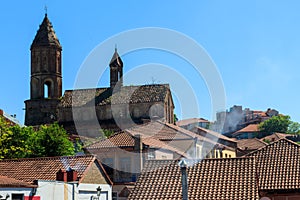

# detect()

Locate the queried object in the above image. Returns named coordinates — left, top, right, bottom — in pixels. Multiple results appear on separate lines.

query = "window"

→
left=102, top=158, right=114, bottom=176
left=12, top=194, right=24, bottom=200
left=112, top=192, right=118, bottom=200
left=147, top=151, right=155, bottom=160
left=44, top=81, right=51, bottom=98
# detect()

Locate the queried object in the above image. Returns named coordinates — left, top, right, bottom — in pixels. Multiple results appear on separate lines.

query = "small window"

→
left=44, top=81, right=51, bottom=98
left=112, top=192, right=118, bottom=200
left=12, top=194, right=24, bottom=200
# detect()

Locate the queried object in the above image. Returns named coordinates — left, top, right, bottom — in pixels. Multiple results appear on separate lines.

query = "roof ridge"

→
left=0, top=155, right=94, bottom=162
left=244, top=138, right=300, bottom=157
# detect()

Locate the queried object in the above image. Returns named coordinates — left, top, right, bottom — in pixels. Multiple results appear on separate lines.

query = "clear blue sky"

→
left=1, top=1, right=300, bottom=124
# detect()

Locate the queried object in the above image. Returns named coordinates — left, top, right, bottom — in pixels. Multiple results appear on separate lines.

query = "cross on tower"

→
left=44, top=5, right=48, bottom=15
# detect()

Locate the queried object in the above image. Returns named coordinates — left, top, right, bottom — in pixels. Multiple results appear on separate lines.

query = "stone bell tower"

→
left=25, top=14, right=62, bottom=126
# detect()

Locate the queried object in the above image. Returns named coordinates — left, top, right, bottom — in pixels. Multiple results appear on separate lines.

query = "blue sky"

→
left=1, top=1, right=300, bottom=124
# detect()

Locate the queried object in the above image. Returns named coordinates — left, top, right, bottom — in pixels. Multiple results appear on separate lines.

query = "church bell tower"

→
left=110, top=47, right=123, bottom=88
left=25, top=14, right=62, bottom=126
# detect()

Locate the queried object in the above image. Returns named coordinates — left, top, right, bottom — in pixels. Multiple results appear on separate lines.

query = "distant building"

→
left=0, top=109, right=21, bottom=127
left=176, top=118, right=210, bottom=130
left=213, top=105, right=279, bottom=136
left=24, top=14, right=175, bottom=134
left=236, top=138, right=267, bottom=156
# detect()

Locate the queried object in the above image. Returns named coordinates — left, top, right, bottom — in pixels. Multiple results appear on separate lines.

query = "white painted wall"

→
left=30, top=180, right=112, bottom=200
left=0, top=188, right=32, bottom=200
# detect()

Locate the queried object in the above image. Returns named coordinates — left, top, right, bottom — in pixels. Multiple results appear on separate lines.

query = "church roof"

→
left=110, top=48, right=123, bottom=66
left=59, top=84, right=171, bottom=108
left=31, top=14, right=61, bottom=49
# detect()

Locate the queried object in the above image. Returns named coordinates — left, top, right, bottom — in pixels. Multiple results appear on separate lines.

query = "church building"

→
left=24, top=14, right=175, bottom=135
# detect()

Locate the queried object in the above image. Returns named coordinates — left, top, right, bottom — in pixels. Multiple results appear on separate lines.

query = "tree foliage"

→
left=0, top=118, right=77, bottom=160
left=259, top=115, right=300, bottom=135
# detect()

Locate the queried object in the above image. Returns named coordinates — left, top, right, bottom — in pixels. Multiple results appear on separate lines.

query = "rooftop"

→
left=0, top=155, right=97, bottom=184
left=246, top=138, right=300, bottom=191
left=128, top=157, right=259, bottom=200
left=59, top=84, right=170, bottom=108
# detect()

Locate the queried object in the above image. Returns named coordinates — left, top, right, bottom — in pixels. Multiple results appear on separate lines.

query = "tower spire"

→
left=109, top=47, right=123, bottom=88
left=44, top=5, right=48, bottom=15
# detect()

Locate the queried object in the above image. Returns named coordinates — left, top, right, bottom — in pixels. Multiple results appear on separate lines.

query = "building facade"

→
left=24, top=14, right=175, bottom=133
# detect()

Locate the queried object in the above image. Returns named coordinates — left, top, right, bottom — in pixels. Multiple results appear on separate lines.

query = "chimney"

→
left=134, top=134, right=142, bottom=152
left=134, top=134, right=143, bottom=175
left=179, top=159, right=188, bottom=200
left=56, top=169, right=67, bottom=182
left=67, top=168, right=78, bottom=182
left=0, top=109, right=3, bottom=116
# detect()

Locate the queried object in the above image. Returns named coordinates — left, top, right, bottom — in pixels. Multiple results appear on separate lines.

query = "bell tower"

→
left=25, top=14, right=62, bottom=126
left=110, top=47, right=123, bottom=88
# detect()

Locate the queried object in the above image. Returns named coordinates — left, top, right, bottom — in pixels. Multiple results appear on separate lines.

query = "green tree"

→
left=37, top=123, right=76, bottom=157
left=259, top=115, right=293, bottom=135
left=288, top=121, right=300, bottom=134
left=0, top=118, right=78, bottom=160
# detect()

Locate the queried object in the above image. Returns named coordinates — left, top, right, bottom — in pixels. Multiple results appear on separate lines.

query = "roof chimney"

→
left=67, top=168, right=78, bottom=182
left=134, top=134, right=142, bottom=152
left=56, top=169, right=67, bottom=182
left=0, top=109, right=3, bottom=116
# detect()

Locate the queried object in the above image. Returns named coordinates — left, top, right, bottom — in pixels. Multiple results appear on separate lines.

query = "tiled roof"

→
left=260, top=132, right=291, bottom=143
left=0, top=155, right=95, bottom=184
left=233, top=124, right=259, bottom=135
left=87, top=131, right=135, bottom=148
left=246, top=138, right=300, bottom=191
left=0, top=175, right=36, bottom=188
left=31, top=14, right=61, bottom=48
left=193, top=126, right=237, bottom=143
left=176, top=118, right=210, bottom=126
left=126, top=121, right=192, bottom=141
left=86, top=128, right=189, bottom=158
left=59, top=84, right=170, bottom=108
left=237, top=138, right=267, bottom=151
left=129, top=158, right=259, bottom=200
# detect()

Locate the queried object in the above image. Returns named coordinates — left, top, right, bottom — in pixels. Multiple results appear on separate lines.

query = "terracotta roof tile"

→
left=260, top=132, right=292, bottom=143
left=129, top=158, right=259, bottom=200
left=246, top=138, right=300, bottom=190
left=237, top=138, right=267, bottom=151
left=176, top=118, right=210, bottom=126
left=233, top=124, right=259, bottom=135
left=0, top=155, right=95, bottom=184
left=0, top=175, right=36, bottom=188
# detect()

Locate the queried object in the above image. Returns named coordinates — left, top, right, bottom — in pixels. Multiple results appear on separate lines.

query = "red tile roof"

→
left=0, top=175, right=36, bottom=188
left=237, top=138, right=267, bottom=151
left=260, top=132, right=292, bottom=143
left=246, top=138, right=300, bottom=191
left=128, top=158, right=259, bottom=200
left=176, top=118, right=210, bottom=126
left=233, top=124, right=259, bottom=135
left=86, top=121, right=219, bottom=158
left=0, top=155, right=99, bottom=184
left=193, top=126, right=237, bottom=143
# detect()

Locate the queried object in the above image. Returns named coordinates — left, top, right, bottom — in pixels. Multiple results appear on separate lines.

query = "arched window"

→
left=44, top=81, right=51, bottom=98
